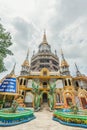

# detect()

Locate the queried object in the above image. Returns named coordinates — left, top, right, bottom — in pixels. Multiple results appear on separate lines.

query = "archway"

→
left=43, top=93, right=48, bottom=102
left=56, top=93, right=60, bottom=103
left=66, top=97, right=72, bottom=106
left=80, top=97, right=87, bottom=109
left=43, top=82, right=47, bottom=88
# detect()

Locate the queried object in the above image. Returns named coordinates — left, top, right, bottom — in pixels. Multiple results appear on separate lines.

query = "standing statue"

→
left=32, top=82, right=42, bottom=111
left=69, top=102, right=79, bottom=114
left=48, top=83, right=56, bottom=111
left=11, top=100, right=19, bottom=113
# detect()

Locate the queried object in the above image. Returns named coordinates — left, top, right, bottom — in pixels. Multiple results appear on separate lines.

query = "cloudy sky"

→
left=0, top=0, right=87, bottom=78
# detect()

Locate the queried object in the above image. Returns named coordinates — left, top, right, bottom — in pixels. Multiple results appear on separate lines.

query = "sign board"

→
left=0, top=77, right=16, bottom=93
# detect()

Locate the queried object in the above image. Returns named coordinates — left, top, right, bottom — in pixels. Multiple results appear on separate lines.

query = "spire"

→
left=75, top=63, right=79, bottom=72
left=60, top=49, right=70, bottom=75
left=75, top=63, right=82, bottom=76
left=55, top=50, right=57, bottom=56
left=26, top=48, right=29, bottom=60
left=10, top=63, right=16, bottom=75
left=42, top=30, right=48, bottom=43
left=61, top=49, right=65, bottom=60
left=21, top=49, right=30, bottom=67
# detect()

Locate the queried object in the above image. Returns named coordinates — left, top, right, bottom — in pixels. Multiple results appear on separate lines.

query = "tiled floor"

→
left=0, top=104, right=85, bottom=130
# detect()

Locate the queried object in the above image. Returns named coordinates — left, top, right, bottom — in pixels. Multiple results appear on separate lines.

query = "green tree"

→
left=0, top=23, right=13, bottom=73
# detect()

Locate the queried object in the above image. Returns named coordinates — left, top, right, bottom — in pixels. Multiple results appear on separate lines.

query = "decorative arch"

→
left=63, top=90, right=75, bottom=107
left=78, top=89, right=87, bottom=109
left=56, top=93, right=61, bottom=103
left=42, top=91, right=48, bottom=102
left=40, top=68, right=49, bottom=76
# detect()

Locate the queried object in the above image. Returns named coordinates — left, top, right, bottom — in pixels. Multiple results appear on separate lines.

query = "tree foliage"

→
left=0, top=23, right=13, bottom=73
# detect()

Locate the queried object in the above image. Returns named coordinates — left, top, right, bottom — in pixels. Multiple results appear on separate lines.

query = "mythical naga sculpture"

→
left=32, top=82, right=42, bottom=111
left=48, top=83, right=56, bottom=111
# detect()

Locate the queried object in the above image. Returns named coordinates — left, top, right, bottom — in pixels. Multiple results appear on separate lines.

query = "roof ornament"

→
left=75, top=63, right=82, bottom=76
left=26, top=48, right=29, bottom=60
left=61, top=48, right=65, bottom=60
left=10, top=63, right=16, bottom=75
left=42, top=29, right=48, bottom=43
left=75, top=63, right=79, bottom=72
left=55, top=50, right=57, bottom=56
left=60, top=49, right=69, bottom=67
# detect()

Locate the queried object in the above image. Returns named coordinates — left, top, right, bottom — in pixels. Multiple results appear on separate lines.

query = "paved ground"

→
left=0, top=103, right=86, bottom=130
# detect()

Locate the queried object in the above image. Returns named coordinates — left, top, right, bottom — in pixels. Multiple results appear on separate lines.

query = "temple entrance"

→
left=43, top=93, right=48, bottom=103
left=80, top=97, right=87, bottom=109
left=43, top=82, right=47, bottom=88
left=66, top=97, right=72, bottom=106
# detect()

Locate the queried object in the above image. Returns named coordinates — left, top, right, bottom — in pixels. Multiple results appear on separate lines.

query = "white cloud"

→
left=58, top=16, right=87, bottom=75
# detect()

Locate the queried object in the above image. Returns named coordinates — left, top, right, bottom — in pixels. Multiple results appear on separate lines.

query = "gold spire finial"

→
left=10, top=63, right=16, bottom=75
left=61, top=48, right=65, bottom=60
left=60, top=49, right=69, bottom=67
left=75, top=63, right=78, bottom=71
left=75, top=62, right=82, bottom=76
left=22, top=49, right=30, bottom=67
left=43, top=30, right=47, bottom=43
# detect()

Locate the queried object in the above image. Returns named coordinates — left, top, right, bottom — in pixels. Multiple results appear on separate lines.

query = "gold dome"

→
left=8, top=74, right=16, bottom=78
left=22, top=49, right=30, bottom=67
left=8, top=63, right=16, bottom=78
left=61, top=59, right=69, bottom=67
left=22, top=60, right=29, bottom=67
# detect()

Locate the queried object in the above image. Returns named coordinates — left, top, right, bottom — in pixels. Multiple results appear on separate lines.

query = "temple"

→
left=30, top=31, right=59, bottom=72
left=0, top=31, right=87, bottom=110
